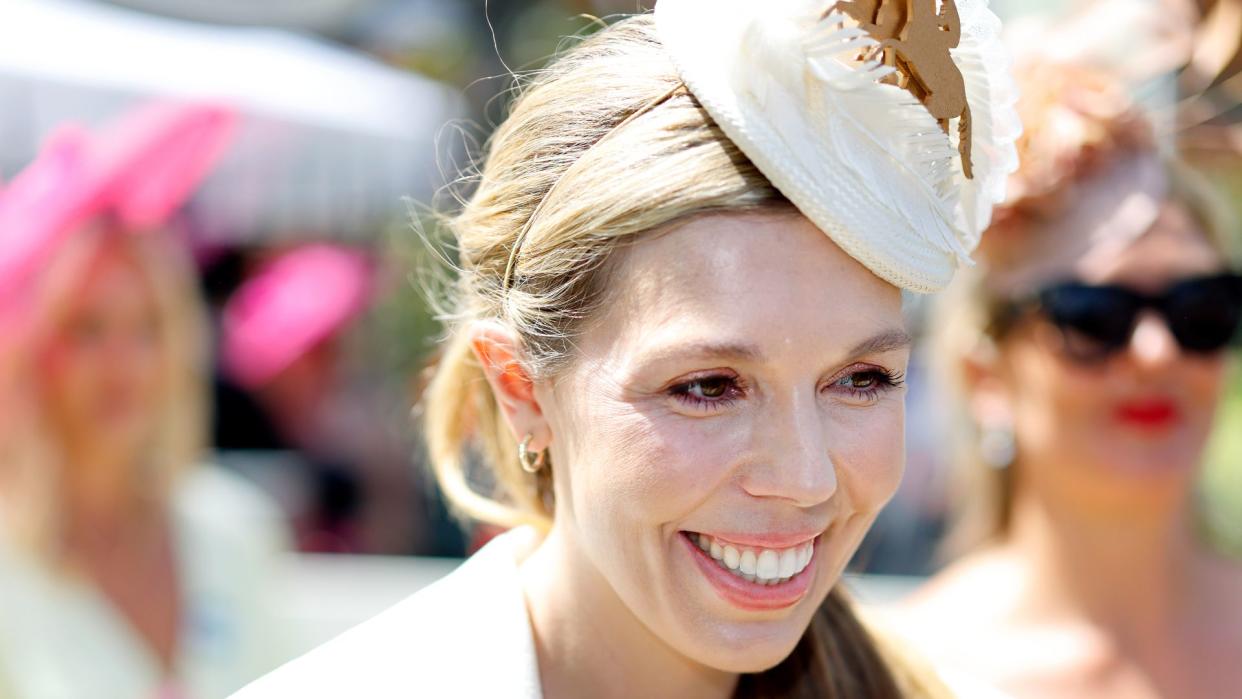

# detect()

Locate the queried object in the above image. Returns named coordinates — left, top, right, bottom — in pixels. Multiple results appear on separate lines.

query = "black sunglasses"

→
left=989, top=272, right=1242, bottom=362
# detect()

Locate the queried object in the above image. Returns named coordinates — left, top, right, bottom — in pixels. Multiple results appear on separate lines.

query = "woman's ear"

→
left=469, top=321, right=551, bottom=451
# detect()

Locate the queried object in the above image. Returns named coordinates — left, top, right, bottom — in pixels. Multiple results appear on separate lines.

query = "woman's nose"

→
left=740, top=392, right=838, bottom=507
left=1128, top=310, right=1179, bottom=369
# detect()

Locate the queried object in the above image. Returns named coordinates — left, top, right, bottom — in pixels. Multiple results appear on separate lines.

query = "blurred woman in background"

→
left=0, top=104, right=287, bottom=699
left=895, top=61, right=1242, bottom=699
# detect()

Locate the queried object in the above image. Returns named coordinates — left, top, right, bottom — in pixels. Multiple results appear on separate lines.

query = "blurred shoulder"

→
left=858, top=597, right=1016, bottom=699
left=937, top=668, right=1017, bottom=699
left=895, top=547, right=1024, bottom=634
left=175, top=465, right=285, bottom=536
left=870, top=549, right=1029, bottom=689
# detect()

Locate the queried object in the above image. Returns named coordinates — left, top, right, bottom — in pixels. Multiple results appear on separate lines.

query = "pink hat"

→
left=222, top=245, right=374, bottom=389
left=0, top=101, right=235, bottom=326
left=0, top=126, right=96, bottom=316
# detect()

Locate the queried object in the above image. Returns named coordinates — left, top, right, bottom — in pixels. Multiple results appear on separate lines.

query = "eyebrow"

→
left=847, top=329, right=913, bottom=358
left=663, top=341, right=766, bottom=362
left=638, top=329, right=911, bottom=367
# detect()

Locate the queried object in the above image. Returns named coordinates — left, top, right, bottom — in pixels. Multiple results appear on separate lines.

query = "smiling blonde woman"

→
left=235, top=2, right=1021, bottom=697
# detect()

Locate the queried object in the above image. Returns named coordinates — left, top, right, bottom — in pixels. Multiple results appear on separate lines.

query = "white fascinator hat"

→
left=656, top=0, right=1022, bottom=293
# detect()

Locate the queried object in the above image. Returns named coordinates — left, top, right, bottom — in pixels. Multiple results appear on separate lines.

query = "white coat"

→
left=0, top=467, right=288, bottom=699
left=232, top=526, right=542, bottom=698
left=234, top=525, right=1012, bottom=698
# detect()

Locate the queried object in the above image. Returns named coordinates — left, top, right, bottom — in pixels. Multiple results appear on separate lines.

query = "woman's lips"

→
left=1114, top=398, right=1180, bottom=429
left=698, top=530, right=820, bottom=549
left=680, top=531, right=816, bottom=611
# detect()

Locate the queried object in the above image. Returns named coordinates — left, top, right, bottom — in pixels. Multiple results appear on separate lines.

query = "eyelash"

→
left=833, top=367, right=906, bottom=402
left=668, top=372, right=747, bottom=411
left=667, top=366, right=905, bottom=412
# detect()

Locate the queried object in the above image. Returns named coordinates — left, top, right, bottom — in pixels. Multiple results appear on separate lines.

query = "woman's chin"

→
left=1090, top=445, right=1203, bottom=484
left=669, top=602, right=816, bottom=675
left=690, top=630, right=804, bottom=674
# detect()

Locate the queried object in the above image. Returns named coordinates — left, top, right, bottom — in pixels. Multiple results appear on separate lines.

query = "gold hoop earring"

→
left=518, top=434, right=546, bottom=474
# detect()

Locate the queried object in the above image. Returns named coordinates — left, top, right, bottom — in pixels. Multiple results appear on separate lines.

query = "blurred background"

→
left=0, top=0, right=1239, bottom=696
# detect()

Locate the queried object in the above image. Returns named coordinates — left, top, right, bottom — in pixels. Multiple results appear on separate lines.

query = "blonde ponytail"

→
left=422, top=329, right=551, bottom=530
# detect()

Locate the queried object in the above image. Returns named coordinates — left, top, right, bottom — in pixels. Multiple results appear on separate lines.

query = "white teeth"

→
left=690, top=533, right=816, bottom=585
left=739, top=550, right=757, bottom=575
left=778, top=548, right=798, bottom=578
left=756, top=550, right=779, bottom=579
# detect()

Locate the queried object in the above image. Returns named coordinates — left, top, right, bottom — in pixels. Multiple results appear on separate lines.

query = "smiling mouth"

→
left=683, top=532, right=815, bottom=586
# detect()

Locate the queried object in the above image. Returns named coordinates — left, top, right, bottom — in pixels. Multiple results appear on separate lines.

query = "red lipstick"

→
left=1114, top=398, right=1180, bottom=429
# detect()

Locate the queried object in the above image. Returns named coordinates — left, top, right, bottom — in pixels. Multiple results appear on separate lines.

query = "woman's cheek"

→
left=595, top=408, right=745, bottom=515
left=38, top=342, right=82, bottom=413
left=831, top=401, right=906, bottom=511
left=1187, top=358, right=1227, bottom=409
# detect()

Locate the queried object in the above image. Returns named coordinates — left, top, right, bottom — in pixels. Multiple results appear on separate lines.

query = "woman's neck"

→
left=520, top=526, right=738, bottom=699
left=1004, top=483, right=1208, bottom=646
left=61, top=449, right=142, bottom=527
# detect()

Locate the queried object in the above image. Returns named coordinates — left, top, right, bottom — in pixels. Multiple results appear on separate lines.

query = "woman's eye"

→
left=68, top=316, right=105, bottom=346
left=669, top=374, right=742, bottom=411
left=830, top=367, right=905, bottom=402
left=838, top=373, right=877, bottom=389
left=691, top=377, right=731, bottom=398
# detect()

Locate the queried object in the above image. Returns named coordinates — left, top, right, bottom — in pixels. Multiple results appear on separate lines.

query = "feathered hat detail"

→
left=656, top=0, right=1021, bottom=292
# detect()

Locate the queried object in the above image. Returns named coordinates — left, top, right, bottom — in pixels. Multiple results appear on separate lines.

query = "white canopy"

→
left=0, top=0, right=464, bottom=240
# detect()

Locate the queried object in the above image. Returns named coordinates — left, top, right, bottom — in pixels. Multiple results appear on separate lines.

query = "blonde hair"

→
left=423, top=17, right=784, bottom=531
left=932, top=61, right=1241, bottom=554
left=0, top=225, right=208, bottom=557
left=420, top=14, right=950, bottom=698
